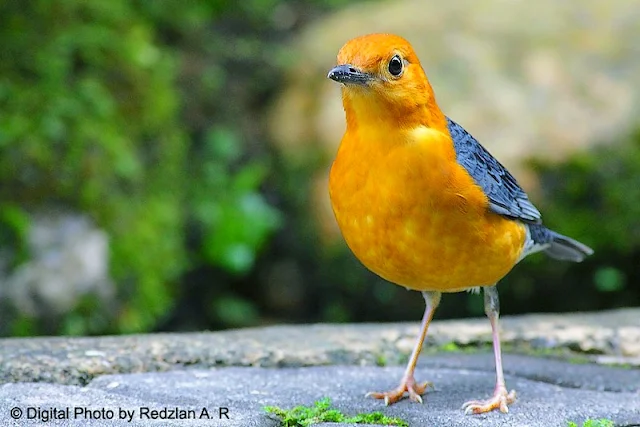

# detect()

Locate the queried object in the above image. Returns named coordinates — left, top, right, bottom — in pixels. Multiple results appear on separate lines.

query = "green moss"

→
left=375, top=354, right=388, bottom=367
left=433, top=341, right=495, bottom=354
left=264, top=398, right=408, bottom=427
left=567, top=418, right=615, bottom=427
left=397, top=352, right=410, bottom=365
left=439, top=342, right=462, bottom=352
left=419, top=340, right=611, bottom=367
left=502, top=343, right=592, bottom=363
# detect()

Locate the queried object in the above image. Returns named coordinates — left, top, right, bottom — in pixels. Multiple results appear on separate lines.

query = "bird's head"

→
left=328, top=33, right=441, bottom=127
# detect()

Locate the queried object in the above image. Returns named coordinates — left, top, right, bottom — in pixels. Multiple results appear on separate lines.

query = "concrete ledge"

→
left=0, top=309, right=638, bottom=386
left=0, top=309, right=639, bottom=426
left=1, top=360, right=639, bottom=426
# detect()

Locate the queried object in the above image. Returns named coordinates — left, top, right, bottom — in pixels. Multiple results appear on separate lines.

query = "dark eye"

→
left=388, top=55, right=403, bottom=77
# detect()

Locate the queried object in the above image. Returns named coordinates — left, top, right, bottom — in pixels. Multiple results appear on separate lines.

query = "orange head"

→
left=327, top=33, right=445, bottom=129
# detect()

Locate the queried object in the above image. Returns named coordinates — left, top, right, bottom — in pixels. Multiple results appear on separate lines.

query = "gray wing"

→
left=446, top=117, right=542, bottom=224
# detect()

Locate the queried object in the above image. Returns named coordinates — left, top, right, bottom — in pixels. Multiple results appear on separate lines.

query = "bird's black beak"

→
left=327, top=64, right=371, bottom=85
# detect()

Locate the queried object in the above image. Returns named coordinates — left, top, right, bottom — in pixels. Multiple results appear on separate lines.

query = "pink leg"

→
left=366, top=291, right=441, bottom=405
left=462, top=285, right=516, bottom=414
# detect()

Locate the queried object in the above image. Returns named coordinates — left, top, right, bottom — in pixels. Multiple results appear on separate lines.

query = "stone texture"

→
left=0, top=309, right=638, bottom=386
left=268, top=0, right=640, bottom=241
left=0, top=211, right=113, bottom=319
left=0, top=310, right=639, bottom=426
left=1, top=362, right=639, bottom=426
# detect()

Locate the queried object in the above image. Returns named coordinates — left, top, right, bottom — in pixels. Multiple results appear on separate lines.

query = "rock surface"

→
left=1, top=309, right=638, bottom=386
left=1, top=360, right=639, bottom=426
left=0, top=309, right=639, bottom=426
left=0, top=211, right=113, bottom=324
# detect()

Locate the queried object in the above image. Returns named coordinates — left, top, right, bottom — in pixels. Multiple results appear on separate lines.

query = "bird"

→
left=326, top=33, right=593, bottom=415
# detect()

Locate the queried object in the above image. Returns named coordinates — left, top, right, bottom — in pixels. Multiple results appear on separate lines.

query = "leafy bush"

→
left=2, top=0, right=634, bottom=336
left=0, top=0, right=296, bottom=334
left=0, top=0, right=187, bottom=334
left=507, top=128, right=640, bottom=314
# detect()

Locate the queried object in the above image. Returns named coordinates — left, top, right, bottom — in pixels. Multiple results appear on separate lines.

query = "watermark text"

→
left=10, top=406, right=230, bottom=422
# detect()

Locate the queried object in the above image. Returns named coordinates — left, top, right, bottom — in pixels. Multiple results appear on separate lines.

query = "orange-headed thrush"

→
left=327, top=33, right=593, bottom=414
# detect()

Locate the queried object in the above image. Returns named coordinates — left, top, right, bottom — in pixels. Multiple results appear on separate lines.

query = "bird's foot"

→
left=365, top=376, right=433, bottom=406
left=462, top=387, right=516, bottom=414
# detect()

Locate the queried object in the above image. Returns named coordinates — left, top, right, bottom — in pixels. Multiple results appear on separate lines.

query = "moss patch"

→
left=375, top=353, right=388, bottom=367
left=423, top=341, right=596, bottom=365
left=264, top=398, right=408, bottom=427
left=567, top=419, right=615, bottom=427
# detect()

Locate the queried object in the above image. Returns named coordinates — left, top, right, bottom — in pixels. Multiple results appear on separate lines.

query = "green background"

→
left=0, top=0, right=638, bottom=337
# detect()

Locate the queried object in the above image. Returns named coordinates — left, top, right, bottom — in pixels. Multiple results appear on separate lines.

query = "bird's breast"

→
left=329, top=128, right=526, bottom=292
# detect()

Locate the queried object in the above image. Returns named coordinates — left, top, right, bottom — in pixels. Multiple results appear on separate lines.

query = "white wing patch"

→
left=518, top=224, right=550, bottom=262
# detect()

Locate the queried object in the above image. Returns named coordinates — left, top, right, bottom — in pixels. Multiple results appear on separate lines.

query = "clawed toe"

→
left=366, top=379, right=433, bottom=405
left=462, top=389, right=516, bottom=414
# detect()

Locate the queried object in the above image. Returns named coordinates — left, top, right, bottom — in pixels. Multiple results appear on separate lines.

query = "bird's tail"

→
left=544, top=231, right=593, bottom=262
left=544, top=230, right=593, bottom=262
left=527, top=224, right=593, bottom=262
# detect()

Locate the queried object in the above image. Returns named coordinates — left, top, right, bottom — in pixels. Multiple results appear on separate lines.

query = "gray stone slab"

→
left=1, top=357, right=638, bottom=426
left=0, top=309, right=638, bottom=386
left=418, top=354, right=640, bottom=393
left=0, top=311, right=639, bottom=426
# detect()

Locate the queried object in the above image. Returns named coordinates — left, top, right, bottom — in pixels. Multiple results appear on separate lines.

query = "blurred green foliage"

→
left=533, top=131, right=640, bottom=252
left=0, top=0, right=637, bottom=337
left=508, top=129, right=640, bottom=314
left=0, top=0, right=321, bottom=335
left=0, top=0, right=187, bottom=334
left=0, top=0, right=358, bottom=336
left=194, top=128, right=281, bottom=274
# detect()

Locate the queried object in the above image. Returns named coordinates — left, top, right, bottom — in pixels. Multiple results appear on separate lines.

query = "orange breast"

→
left=329, top=126, right=526, bottom=292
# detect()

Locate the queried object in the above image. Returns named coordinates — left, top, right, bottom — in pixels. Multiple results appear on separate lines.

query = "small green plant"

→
left=439, top=342, right=462, bottom=352
left=264, top=398, right=408, bottom=427
left=375, top=353, right=387, bottom=367
left=567, top=419, right=615, bottom=427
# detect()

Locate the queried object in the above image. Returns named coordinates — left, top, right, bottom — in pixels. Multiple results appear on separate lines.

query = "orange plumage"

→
left=327, top=33, right=592, bottom=414
left=329, top=100, right=526, bottom=292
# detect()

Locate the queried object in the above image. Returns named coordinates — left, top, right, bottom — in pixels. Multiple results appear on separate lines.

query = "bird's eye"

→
left=388, top=55, right=403, bottom=77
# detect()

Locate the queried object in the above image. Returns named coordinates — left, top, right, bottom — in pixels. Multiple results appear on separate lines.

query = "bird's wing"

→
left=446, top=117, right=542, bottom=224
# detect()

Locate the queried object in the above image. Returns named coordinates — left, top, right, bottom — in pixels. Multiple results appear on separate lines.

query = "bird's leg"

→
left=366, top=291, right=441, bottom=405
left=462, top=285, right=516, bottom=414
